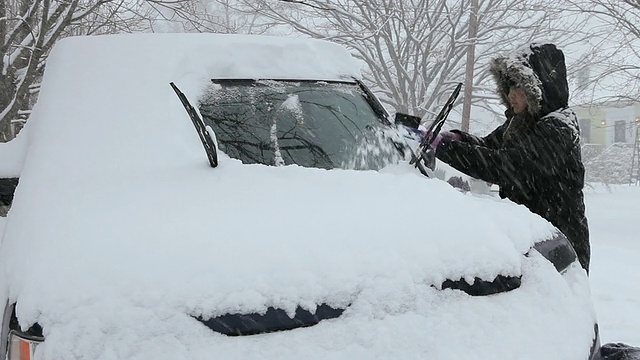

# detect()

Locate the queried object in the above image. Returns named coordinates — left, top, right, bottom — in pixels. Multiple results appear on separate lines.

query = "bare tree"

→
left=566, top=0, right=640, bottom=104
left=0, top=0, right=198, bottom=141
left=146, top=0, right=281, bottom=34
left=236, top=0, right=594, bottom=130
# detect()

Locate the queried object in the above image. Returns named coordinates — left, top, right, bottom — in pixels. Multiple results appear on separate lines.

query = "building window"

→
left=614, top=120, right=627, bottom=143
left=579, top=118, right=591, bottom=143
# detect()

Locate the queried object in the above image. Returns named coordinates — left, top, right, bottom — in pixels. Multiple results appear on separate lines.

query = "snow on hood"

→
left=0, top=34, right=587, bottom=359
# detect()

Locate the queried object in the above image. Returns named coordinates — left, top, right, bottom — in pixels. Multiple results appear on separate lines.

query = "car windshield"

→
left=198, top=80, right=404, bottom=170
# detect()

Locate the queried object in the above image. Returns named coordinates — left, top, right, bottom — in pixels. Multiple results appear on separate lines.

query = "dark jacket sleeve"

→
left=450, top=121, right=509, bottom=149
left=436, top=117, right=577, bottom=187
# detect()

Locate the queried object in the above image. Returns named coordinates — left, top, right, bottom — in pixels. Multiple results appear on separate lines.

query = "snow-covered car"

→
left=0, top=34, right=601, bottom=359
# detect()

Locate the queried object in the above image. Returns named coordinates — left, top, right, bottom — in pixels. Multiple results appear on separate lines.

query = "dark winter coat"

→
left=436, top=43, right=591, bottom=272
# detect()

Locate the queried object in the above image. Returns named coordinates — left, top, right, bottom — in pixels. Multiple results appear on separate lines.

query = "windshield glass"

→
left=199, top=80, right=405, bottom=170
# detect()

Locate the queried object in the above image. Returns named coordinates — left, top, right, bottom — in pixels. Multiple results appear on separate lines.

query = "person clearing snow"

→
left=430, top=43, right=591, bottom=273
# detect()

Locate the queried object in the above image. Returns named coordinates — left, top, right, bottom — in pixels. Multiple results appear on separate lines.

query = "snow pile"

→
left=0, top=34, right=596, bottom=359
left=585, top=143, right=636, bottom=184
left=582, top=143, right=605, bottom=163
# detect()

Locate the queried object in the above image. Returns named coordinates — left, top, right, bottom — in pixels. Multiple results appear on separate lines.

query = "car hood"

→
left=2, top=157, right=555, bottom=312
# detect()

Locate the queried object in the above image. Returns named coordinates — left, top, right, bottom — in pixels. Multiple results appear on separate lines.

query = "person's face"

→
left=508, top=86, right=528, bottom=114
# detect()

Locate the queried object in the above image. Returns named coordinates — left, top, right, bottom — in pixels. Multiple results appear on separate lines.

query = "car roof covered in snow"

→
left=0, top=34, right=595, bottom=359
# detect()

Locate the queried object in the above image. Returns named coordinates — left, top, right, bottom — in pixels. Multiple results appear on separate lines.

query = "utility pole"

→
left=462, top=0, right=479, bottom=132
left=631, top=119, right=640, bottom=186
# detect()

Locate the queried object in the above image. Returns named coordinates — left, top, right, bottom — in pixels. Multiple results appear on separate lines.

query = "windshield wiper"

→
left=170, top=82, right=219, bottom=168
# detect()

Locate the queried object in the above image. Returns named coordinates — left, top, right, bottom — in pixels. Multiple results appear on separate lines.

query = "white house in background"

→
left=573, top=100, right=640, bottom=147
left=573, top=100, right=640, bottom=184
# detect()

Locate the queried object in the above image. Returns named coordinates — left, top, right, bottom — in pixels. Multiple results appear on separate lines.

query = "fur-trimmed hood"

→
left=490, top=43, right=569, bottom=117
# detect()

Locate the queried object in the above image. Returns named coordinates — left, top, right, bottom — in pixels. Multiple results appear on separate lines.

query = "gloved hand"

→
left=428, top=131, right=461, bottom=150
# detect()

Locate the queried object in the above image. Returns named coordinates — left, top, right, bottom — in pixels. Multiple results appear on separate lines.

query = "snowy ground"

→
left=586, top=184, right=640, bottom=346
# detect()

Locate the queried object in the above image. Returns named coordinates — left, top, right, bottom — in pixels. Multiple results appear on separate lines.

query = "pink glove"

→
left=429, top=131, right=461, bottom=150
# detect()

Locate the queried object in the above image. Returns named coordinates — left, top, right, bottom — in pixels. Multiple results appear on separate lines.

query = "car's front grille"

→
left=194, top=303, right=345, bottom=336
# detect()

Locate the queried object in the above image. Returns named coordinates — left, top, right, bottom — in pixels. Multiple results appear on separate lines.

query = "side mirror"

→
left=394, top=112, right=422, bottom=129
